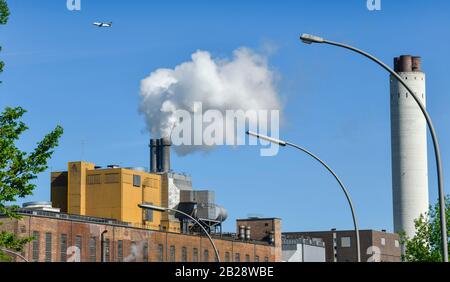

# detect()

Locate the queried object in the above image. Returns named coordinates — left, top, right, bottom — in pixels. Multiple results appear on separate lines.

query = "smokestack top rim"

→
left=161, top=136, right=172, bottom=146
left=394, top=54, right=423, bottom=73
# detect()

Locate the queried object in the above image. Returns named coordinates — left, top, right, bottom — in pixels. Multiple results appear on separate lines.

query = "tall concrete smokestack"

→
left=160, top=137, right=171, bottom=172
left=390, top=55, right=429, bottom=240
left=149, top=139, right=158, bottom=172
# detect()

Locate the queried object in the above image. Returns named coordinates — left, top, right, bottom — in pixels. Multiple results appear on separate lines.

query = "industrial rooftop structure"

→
left=50, top=138, right=228, bottom=235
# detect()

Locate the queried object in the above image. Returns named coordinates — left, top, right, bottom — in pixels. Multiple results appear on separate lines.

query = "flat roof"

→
left=237, top=217, right=281, bottom=221
left=283, top=229, right=397, bottom=235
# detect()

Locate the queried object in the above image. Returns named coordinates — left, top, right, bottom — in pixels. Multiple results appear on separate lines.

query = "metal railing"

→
left=9, top=209, right=131, bottom=227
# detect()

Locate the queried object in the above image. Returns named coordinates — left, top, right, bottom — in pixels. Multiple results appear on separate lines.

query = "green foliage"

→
left=0, top=107, right=63, bottom=261
left=0, top=107, right=64, bottom=218
left=0, top=54, right=4, bottom=74
left=0, top=0, right=9, bottom=25
left=0, top=0, right=9, bottom=79
left=400, top=196, right=450, bottom=262
left=0, top=231, right=32, bottom=262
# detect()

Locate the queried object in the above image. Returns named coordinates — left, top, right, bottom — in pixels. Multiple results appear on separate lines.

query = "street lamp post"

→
left=0, top=247, right=29, bottom=262
left=299, top=33, right=448, bottom=262
left=247, top=131, right=361, bottom=262
left=138, top=204, right=221, bottom=262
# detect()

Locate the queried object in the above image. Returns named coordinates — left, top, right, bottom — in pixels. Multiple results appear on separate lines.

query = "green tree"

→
left=0, top=1, right=64, bottom=261
left=0, top=0, right=9, bottom=24
left=0, top=0, right=10, bottom=81
left=400, top=196, right=450, bottom=262
left=0, top=109, right=64, bottom=262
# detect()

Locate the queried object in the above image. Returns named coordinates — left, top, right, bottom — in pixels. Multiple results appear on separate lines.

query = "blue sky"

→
left=1, top=0, right=449, bottom=232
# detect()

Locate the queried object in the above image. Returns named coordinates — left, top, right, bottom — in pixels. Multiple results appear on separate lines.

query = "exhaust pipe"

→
left=149, top=139, right=158, bottom=173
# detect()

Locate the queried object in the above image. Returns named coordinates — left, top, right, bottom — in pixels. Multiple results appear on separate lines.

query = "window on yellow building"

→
left=144, top=202, right=153, bottom=221
left=87, top=174, right=101, bottom=185
left=133, top=175, right=141, bottom=187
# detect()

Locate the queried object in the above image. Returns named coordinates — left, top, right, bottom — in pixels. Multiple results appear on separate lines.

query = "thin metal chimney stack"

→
left=160, top=137, right=171, bottom=173
left=149, top=139, right=158, bottom=173
left=149, top=137, right=171, bottom=173
left=156, top=138, right=162, bottom=172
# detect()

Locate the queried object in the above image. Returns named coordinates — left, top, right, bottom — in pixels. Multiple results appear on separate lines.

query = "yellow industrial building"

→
left=51, top=161, right=180, bottom=233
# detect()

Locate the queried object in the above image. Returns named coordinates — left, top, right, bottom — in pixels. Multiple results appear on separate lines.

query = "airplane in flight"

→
left=93, top=22, right=112, bottom=28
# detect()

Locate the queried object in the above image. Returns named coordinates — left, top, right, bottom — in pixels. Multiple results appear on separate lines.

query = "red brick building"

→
left=0, top=210, right=281, bottom=262
left=283, top=229, right=401, bottom=262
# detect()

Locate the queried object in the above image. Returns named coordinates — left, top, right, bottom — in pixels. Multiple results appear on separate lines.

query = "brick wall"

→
left=284, top=230, right=401, bottom=262
left=236, top=218, right=282, bottom=261
left=0, top=215, right=279, bottom=262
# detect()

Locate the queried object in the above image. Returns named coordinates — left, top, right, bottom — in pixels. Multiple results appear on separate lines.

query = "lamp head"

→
left=138, top=204, right=167, bottom=212
left=300, top=33, right=325, bottom=44
left=246, top=131, right=287, bottom=146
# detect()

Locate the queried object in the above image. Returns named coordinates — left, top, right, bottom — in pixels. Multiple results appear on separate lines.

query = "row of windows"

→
left=31, top=232, right=269, bottom=262
left=87, top=173, right=120, bottom=185
left=32, top=232, right=69, bottom=262
left=86, top=174, right=157, bottom=188
left=163, top=244, right=268, bottom=262
left=338, top=236, right=400, bottom=248
left=31, top=232, right=97, bottom=262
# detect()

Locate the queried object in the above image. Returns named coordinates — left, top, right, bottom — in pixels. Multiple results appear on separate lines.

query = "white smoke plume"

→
left=139, top=47, right=282, bottom=155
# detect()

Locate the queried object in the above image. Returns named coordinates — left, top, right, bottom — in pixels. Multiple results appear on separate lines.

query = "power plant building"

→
left=0, top=138, right=282, bottom=262
left=50, top=138, right=228, bottom=234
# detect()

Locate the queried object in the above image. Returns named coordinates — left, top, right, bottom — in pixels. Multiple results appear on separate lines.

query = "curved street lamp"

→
left=247, top=130, right=361, bottom=262
left=0, top=247, right=29, bottom=262
left=299, top=33, right=448, bottom=262
left=138, top=204, right=221, bottom=262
